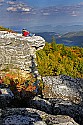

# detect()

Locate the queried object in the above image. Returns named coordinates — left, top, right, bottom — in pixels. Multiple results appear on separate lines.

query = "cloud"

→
left=0, top=0, right=4, bottom=6
left=43, top=13, right=50, bottom=15
left=38, top=3, right=83, bottom=17
left=7, top=5, right=31, bottom=12
left=7, top=1, right=31, bottom=13
left=7, top=6, right=17, bottom=11
left=7, top=1, right=15, bottom=5
left=71, top=11, right=78, bottom=16
left=22, top=7, right=30, bottom=12
left=0, top=0, right=4, bottom=2
left=6, top=1, right=83, bottom=17
left=78, top=2, right=83, bottom=5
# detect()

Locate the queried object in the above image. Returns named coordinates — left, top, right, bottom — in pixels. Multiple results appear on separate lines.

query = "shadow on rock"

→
left=1, top=108, right=46, bottom=125
left=42, top=75, right=83, bottom=125
left=27, top=96, right=52, bottom=114
left=50, top=99, right=83, bottom=125
left=0, top=108, right=79, bottom=125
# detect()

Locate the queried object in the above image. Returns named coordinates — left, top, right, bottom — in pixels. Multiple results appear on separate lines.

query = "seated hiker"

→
left=22, top=29, right=30, bottom=37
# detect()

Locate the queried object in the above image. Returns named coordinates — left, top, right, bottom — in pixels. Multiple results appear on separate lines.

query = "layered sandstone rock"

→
left=42, top=75, right=83, bottom=104
left=0, top=31, right=45, bottom=71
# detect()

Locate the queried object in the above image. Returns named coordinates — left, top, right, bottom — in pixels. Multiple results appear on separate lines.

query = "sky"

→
left=0, top=0, right=83, bottom=32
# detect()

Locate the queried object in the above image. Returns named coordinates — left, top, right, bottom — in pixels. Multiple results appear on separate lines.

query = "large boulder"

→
left=49, top=98, right=83, bottom=125
left=0, top=108, right=79, bottom=125
left=0, top=88, right=14, bottom=108
left=42, top=75, right=83, bottom=104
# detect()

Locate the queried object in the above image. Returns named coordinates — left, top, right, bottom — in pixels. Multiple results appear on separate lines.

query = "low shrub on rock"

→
left=0, top=69, right=42, bottom=100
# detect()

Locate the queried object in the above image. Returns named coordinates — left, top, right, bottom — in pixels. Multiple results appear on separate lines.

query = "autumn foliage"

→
left=0, top=70, right=39, bottom=99
left=36, top=40, right=83, bottom=78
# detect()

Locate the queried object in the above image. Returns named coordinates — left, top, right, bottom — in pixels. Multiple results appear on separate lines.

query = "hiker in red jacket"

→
left=22, top=29, right=30, bottom=37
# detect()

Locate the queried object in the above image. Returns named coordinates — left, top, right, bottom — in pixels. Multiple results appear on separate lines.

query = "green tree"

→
left=60, top=44, right=67, bottom=57
left=51, top=36, right=57, bottom=51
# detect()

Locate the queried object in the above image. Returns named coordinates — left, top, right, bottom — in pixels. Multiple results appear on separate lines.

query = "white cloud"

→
left=22, top=7, right=30, bottom=12
left=0, top=0, right=4, bottom=6
left=7, top=1, right=15, bottom=5
left=7, top=1, right=31, bottom=13
left=0, top=0, right=4, bottom=2
left=39, top=4, right=82, bottom=17
left=7, top=6, right=31, bottom=12
left=7, top=7, right=17, bottom=11
left=71, top=11, right=79, bottom=17
left=6, top=1, right=82, bottom=17
left=43, top=13, right=50, bottom=15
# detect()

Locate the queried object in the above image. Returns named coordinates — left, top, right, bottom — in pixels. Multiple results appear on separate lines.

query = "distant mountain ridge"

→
left=61, top=31, right=83, bottom=37
left=36, top=31, right=83, bottom=47
left=9, top=24, right=83, bottom=34
left=36, top=32, right=59, bottom=42
left=58, top=31, right=83, bottom=47
left=53, top=25, right=83, bottom=34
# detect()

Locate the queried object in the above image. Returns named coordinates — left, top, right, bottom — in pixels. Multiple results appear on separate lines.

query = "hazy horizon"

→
left=0, top=0, right=83, bottom=32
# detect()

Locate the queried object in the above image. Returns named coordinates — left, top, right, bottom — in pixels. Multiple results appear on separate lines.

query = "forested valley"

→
left=36, top=37, right=83, bottom=78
